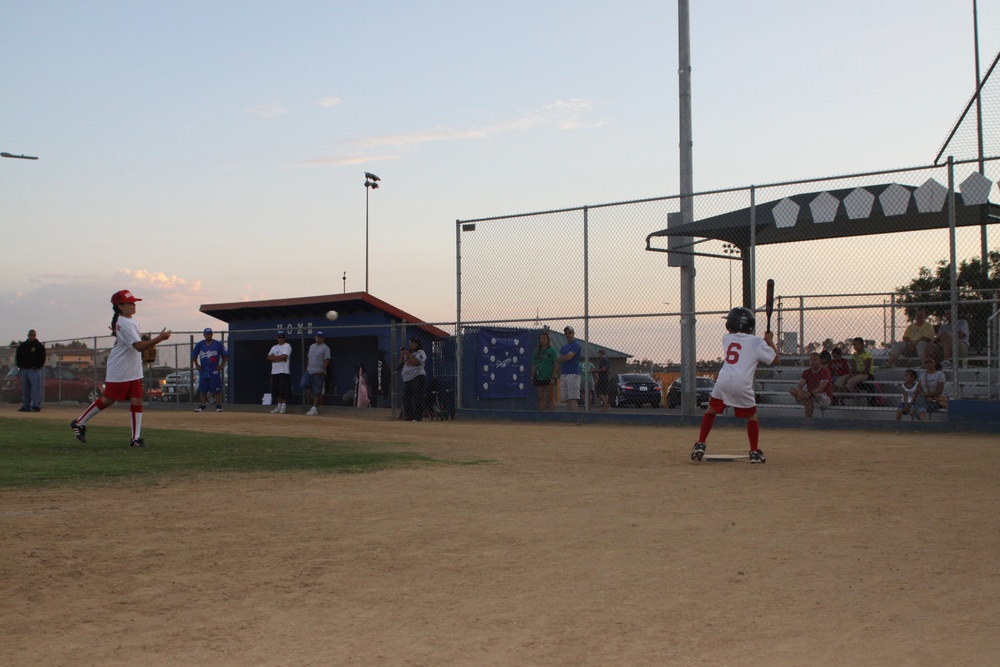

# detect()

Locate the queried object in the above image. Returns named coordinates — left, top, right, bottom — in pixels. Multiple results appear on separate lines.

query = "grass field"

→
left=0, top=417, right=436, bottom=488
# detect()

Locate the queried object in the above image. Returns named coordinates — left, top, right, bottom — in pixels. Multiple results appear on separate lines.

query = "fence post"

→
left=583, top=205, right=590, bottom=412
left=799, top=296, right=805, bottom=356
left=455, top=219, right=462, bottom=417
left=947, top=156, right=961, bottom=399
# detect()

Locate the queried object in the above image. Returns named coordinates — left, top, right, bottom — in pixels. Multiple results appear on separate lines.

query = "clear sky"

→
left=2, top=0, right=998, bottom=346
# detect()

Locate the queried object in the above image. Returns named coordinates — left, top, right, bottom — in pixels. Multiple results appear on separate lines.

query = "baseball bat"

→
left=765, top=279, right=775, bottom=333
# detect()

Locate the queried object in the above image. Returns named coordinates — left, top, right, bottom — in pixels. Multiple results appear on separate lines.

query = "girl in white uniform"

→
left=691, top=307, right=779, bottom=464
left=70, top=290, right=171, bottom=448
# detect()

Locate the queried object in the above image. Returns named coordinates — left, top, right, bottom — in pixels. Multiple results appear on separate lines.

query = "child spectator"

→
left=895, top=369, right=919, bottom=421
left=913, top=358, right=946, bottom=421
left=834, top=338, right=874, bottom=400
left=828, top=347, right=851, bottom=385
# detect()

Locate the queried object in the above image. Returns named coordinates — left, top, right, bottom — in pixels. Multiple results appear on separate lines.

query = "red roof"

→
left=199, top=292, right=450, bottom=338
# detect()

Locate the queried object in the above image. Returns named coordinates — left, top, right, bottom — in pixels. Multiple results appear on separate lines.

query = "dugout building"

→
left=200, top=292, right=449, bottom=406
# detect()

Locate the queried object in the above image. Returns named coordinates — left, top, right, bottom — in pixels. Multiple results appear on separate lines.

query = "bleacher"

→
left=754, top=356, right=998, bottom=420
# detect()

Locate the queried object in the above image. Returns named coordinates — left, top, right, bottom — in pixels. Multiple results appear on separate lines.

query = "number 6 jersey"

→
left=711, top=332, right=777, bottom=408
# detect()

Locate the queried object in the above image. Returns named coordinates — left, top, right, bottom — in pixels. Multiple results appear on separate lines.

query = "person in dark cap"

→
left=192, top=327, right=228, bottom=412
left=555, top=326, right=582, bottom=411
left=267, top=331, right=292, bottom=414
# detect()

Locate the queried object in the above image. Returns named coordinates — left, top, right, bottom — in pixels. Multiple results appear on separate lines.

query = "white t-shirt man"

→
left=106, top=316, right=143, bottom=383
left=711, top=332, right=777, bottom=408
left=269, top=341, right=292, bottom=374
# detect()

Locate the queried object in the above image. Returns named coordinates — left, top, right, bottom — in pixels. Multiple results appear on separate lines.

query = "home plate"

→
left=703, top=454, right=749, bottom=462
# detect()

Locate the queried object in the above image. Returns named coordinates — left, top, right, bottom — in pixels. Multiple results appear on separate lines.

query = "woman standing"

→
left=400, top=337, right=427, bottom=421
left=531, top=331, right=558, bottom=411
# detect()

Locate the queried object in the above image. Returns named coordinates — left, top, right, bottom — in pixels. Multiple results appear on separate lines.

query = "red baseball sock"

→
left=697, top=413, right=715, bottom=443
left=747, top=420, right=760, bottom=451
left=131, top=405, right=143, bottom=441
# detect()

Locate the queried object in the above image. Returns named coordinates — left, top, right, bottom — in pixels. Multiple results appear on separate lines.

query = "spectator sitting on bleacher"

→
left=912, top=357, right=946, bottom=421
left=935, top=312, right=969, bottom=369
left=884, top=307, right=935, bottom=368
left=895, top=369, right=919, bottom=421
left=834, top=337, right=874, bottom=402
left=789, top=352, right=832, bottom=418
left=827, top=347, right=851, bottom=386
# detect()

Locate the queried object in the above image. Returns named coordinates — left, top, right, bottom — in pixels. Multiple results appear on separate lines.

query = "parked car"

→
left=144, top=377, right=165, bottom=402
left=665, top=376, right=716, bottom=409
left=1, top=366, right=105, bottom=404
left=609, top=373, right=662, bottom=408
left=161, top=370, right=198, bottom=401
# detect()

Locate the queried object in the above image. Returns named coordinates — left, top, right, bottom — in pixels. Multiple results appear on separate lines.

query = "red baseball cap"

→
left=111, top=290, right=142, bottom=305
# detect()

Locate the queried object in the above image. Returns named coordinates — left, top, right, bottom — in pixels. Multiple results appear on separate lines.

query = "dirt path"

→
left=2, top=407, right=999, bottom=666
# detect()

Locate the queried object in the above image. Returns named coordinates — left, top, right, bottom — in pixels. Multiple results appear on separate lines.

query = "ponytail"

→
left=109, top=305, right=121, bottom=338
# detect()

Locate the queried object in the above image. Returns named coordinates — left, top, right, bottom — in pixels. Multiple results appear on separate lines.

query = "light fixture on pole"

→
left=722, top=243, right=741, bottom=309
left=364, top=172, right=381, bottom=294
left=1, top=152, right=39, bottom=160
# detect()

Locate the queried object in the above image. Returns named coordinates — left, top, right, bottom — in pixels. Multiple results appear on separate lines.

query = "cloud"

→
left=319, top=96, right=342, bottom=107
left=118, top=268, right=201, bottom=291
left=247, top=101, right=289, bottom=118
left=0, top=269, right=209, bottom=344
left=298, top=98, right=605, bottom=167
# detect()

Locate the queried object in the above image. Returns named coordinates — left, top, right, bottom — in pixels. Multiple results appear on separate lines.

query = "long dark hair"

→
left=409, top=337, right=423, bottom=351
left=109, top=304, right=122, bottom=338
left=536, top=331, right=551, bottom=352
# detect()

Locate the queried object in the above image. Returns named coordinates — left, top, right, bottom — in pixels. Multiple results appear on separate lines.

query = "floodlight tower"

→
left=364, top=171, right=381, bottom=294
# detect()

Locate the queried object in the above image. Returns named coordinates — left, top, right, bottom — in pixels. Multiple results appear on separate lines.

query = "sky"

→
left=2, top=0, right=999, bottom=347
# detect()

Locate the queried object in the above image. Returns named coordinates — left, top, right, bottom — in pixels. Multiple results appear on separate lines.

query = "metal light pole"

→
left=1, top=152, right=39, bottom=160
left=722, top=243, right=741, bottom=310
left=364, top=172, right=381, bottom=293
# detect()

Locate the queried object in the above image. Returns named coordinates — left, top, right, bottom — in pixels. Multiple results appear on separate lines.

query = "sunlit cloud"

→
left=118, top=268, right=200, bottom=290
left=248, top=101, right=289, bottom=118
left=239, top=287, right=269, bottom=302
left=319, top=96, right=342, bottom=107
left=297, top=98, right=606, bottom=167
left=0, top=270, right=212, bottom=343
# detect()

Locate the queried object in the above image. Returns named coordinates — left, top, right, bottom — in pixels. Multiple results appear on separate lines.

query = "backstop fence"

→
left=455, top=156, right=1000, bottom=412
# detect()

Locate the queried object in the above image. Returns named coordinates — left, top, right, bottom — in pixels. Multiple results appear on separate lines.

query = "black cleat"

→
left=129, top=438, right=147, bottom=448
left=691, top=442, right=706, bottom=461
left=749, top=449, right=766, bottom=464
left=70, top=419, right=87, bottom=444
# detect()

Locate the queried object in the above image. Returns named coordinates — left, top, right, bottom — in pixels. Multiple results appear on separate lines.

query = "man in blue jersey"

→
left=192, top=328, right=228, bottom=412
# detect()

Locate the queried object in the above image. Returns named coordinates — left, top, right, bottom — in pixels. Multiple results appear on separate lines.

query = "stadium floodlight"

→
left=722, top=243, right=741, bottom=309
left=1, top=152, right=39, bottom=160
left=364, top=172, right=381, bottom=293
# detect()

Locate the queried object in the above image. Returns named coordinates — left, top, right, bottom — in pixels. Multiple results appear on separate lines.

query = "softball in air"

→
left=326, top=310, right=339, bottom=321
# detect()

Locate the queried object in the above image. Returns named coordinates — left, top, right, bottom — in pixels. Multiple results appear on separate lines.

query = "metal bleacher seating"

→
left=753, top=355, right=997, bottom=420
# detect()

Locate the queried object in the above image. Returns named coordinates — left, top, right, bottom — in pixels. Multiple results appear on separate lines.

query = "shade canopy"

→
left=647, top=180, right=999, bottom=250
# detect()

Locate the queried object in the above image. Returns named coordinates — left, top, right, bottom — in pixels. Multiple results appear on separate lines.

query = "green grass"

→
left=0, top=417, right=437, bottom=489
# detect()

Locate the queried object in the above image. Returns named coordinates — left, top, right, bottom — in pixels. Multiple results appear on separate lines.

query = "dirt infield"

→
left=3, top=407, right=999, bottom=666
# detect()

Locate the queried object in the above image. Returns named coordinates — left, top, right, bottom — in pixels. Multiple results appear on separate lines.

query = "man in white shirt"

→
left=267, top=331, right=292, bottom=414
left=936, top=312, right=969, bottom=368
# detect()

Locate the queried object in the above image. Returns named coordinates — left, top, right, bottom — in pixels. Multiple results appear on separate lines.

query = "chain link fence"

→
left=6, top=323, right=458, bottom=420
left=457, top=157, right=1000, bottom=414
